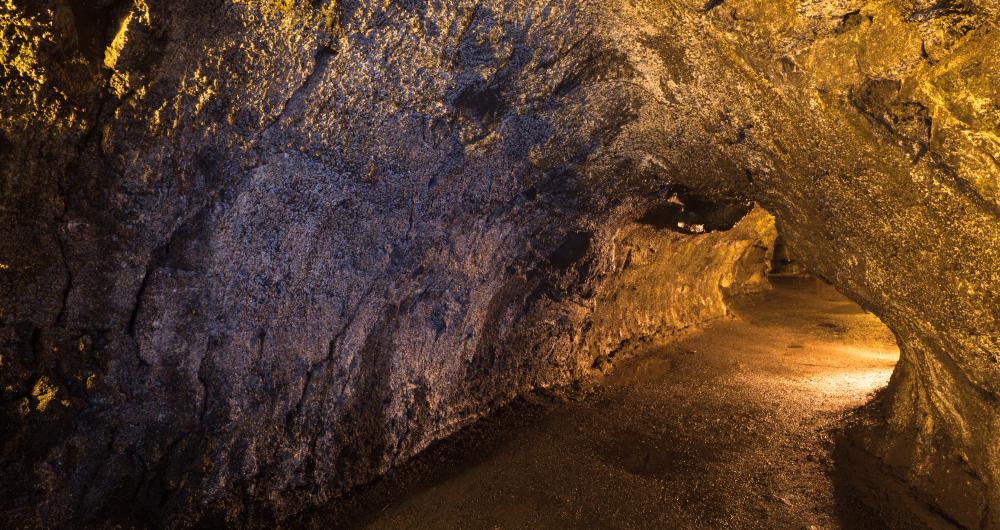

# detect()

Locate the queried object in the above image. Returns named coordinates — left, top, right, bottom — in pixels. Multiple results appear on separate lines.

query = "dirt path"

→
left=325, top=277, right=899, bottom=529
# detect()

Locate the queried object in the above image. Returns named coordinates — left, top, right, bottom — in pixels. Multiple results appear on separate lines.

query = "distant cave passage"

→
left=330, top=214, right=904, bottom=529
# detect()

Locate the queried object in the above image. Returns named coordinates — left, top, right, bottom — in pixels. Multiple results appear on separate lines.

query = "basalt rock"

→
left=0, top=0, right=997, bottom=528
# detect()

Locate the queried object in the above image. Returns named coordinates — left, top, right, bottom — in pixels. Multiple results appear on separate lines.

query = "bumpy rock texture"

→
left=1, top=0, right=997, bottom=527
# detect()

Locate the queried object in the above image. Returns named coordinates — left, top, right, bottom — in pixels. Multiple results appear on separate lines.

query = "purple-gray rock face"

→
left=1, top=0, right=997, bottom=528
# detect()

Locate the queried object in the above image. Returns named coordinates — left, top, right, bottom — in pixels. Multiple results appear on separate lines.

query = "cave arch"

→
left=1, top=0, right=997, bottom=528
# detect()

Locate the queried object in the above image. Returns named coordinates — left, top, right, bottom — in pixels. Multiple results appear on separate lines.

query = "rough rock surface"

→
left=0, top=0, right=997, bottom=527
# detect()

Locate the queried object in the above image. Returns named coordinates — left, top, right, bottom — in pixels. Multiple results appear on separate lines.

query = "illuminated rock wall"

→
left=1, top=0, right=997, bottom=527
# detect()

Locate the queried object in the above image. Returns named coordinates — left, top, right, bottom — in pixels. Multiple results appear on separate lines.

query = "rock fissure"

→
left=52, top=227, right=73, bottom=328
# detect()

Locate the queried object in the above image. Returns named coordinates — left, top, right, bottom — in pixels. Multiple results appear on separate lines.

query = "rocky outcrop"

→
left=1, top=0, right=997, bottom=527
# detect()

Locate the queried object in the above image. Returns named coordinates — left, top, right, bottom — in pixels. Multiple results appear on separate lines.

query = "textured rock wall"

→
left=583, top=206, right=775, bottom=365
left=1, top=1, right=774, bottom=526
left=1, top=0, right=998, bottom=527
left=653, top=2, right=1000, bottom=527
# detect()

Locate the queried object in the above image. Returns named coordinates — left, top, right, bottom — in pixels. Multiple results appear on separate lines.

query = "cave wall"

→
left=652, top=2, right=1000, bottom=527
left=1, top=1, right=773, bottom=525
left=1, top=0, right=998, bottom=527
left=583, top=205, right=775, bottom=365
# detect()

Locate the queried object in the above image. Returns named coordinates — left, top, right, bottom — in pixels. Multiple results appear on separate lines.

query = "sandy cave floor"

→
left=315, top=276, right=900, bottom=530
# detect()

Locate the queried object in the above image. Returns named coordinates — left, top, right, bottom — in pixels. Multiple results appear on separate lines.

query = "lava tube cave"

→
left=1, top=1, right=998, bottom=529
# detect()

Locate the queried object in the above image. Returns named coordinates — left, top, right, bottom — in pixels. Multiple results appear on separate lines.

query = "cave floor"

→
left=327, top=277, right=900, bottom=530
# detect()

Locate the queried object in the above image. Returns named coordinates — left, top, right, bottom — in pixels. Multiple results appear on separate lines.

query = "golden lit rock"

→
left=30, top=376, right=57, bottom=412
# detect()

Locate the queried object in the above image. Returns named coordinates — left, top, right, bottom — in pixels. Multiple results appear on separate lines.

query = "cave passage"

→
left=327, top=275, right=900, bottom=529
